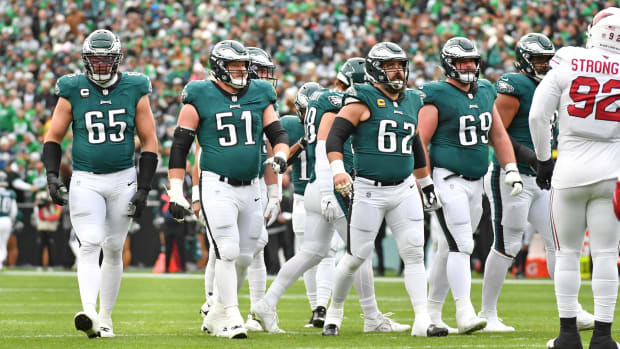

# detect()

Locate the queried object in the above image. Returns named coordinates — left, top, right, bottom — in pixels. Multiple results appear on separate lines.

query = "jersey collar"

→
left=211, top=80, right=250, bottom=101
left=86, top=72, right=122, bottom=95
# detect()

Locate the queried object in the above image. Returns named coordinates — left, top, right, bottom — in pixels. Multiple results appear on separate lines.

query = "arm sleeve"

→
left=529, top=68, right=562, bottom=161
left=315, top=140, right=334, bottom=196
left=412, top=133, right=427, bottom=169
left=326, top=117, right=355, bottom=155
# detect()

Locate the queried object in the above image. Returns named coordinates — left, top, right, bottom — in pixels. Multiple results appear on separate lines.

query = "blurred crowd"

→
left=0, top=0, right=612, bottom=205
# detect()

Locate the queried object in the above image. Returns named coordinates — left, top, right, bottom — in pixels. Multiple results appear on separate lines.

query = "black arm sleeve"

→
left=412, top=133, right=427, bottom=170
left=137, top=151, right=158, bottom=191
left=326, top=117, right=355, bottom=154
left=264, top=121, right=289, bottom=148
left=43, top=141, right=62, bottom=175
left=510, top=135, right=537, bottom=171
left=169, top=126, right=195, bottom=169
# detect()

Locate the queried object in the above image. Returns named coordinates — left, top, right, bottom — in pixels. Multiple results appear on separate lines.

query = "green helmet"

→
left=337, top=57, right=366, bottom=87
left=365, top=42, right=409, bottom=93
left=514, top=33, right=555, bottom=82
left=209, top=40, right=250, bottom=89
left=440, top=37, right=480, bottom=83
left=294, top=82, right=321, bottom=123
left=82, top=29, right=122, bottom=85
left=247, top=47, right=277, bottom=88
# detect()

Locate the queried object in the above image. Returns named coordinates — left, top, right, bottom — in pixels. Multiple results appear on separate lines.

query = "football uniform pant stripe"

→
left=490, top=164, right=506, bottom=254
left=435, top=208, right=459, bottom=252
left=345, top=188, right=354, bottom=256
left=199, top=171, right=220, bottom=259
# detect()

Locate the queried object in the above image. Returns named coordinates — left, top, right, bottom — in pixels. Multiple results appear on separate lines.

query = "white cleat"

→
left=98, top=317, right=115, bottom=338
left=364, top=312, right=411, bottom=333
left=74, top=311, right=100, bottom=339
left=202, top=300, right=225, bottom=334
left=245, top=314, right=263, bottom=332
left=200, top=298, right=212, bottom=318
left=412, top=313, right=449, bottom=337
left=478, top=312, right=514, bottom=333
left=577, top=307, right=594, bottom=331
left=429, top=315, right=458, bottom=334
left=250, top=299, right=284, bottom=333
left=215, top=308, right=247, bottom=339
left=455, top=299, right=486, bottom=334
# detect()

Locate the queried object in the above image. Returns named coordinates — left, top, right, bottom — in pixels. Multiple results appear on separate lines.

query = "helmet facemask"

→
left=380, top=60, right=409, bottom=93
left=222, top=60, right=249, bottom=89
left=526, top=54, right=553, bottom=82
left=249, top=64, right=277, bottom=88
left=82, top=30, right=122, bottom=85
left=451, top=57, right=480, bottom=84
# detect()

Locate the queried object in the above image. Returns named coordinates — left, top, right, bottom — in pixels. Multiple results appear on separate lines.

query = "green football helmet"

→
left=514, top=33, right=555, bottom=82
left=365, top=42, right=409, bottom=93
left=294, top=82, right=322, bottom=123
left=337, top=57, right=366, bottom=87
left=209, top=40, right=250, bottom=89
left=82, top=29, right=122, bottom=85
left=440, top=37, right=481, bottom=83
left=247, top=47, right=277, bottom=88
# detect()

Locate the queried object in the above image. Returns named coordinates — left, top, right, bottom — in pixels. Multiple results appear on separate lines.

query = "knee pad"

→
left=341, top=253, right=365, bottom=274
left=449, top=224, right=474, bottom=254
left=79, top=242, right=101, bottom=264
left=501, top=202, right=528, bottom=232
left=300, top=242, right=329, bottom=260
left=399, top=245, right=424, bottom=265
left=218, top=242, right=240, bottom=262
left=501, top=227, right=525, bottom=257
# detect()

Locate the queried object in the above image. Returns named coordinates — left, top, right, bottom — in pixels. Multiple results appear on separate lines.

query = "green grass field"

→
left=0, top=270, right=615, bottom=348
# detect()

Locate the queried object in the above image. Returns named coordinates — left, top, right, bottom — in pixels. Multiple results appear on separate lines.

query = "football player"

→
left=529, top=8, right=620, bottom=349
left=167, top=40, right=289, bottom=339
left=0, top=171, right=17, bottom=271
left=419, top=37, right=523, bottom=334
left=323, top=43, right=446, bottom=337
left=43, top=29, right=159, bottom=338
left=480, top=33, right=594, bottom=332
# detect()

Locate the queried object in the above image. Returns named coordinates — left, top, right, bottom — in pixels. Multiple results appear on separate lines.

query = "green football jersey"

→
left=420, top=79, right=496, bottom=179
left=0, top=188, right=16, bottom=217
left=280, top=115, right=309, bottom=195
left=183, top=79, right=276, bottom=181
left=493, top=73, right=537, bottom=175
left=343, top=84, right=424, bottom=182
left=55, top=72, right=151, bottom=173
left=306, top=88, right=353, bottom=183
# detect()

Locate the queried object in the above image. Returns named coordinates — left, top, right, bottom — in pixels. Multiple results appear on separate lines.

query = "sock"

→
left=215, top=259, right=238, bottom=308
left=591, top=251, right=619, bottom=323
left=99, top=307, right=112, bottom=325
left=247, top=250, right=267, bottom=307
left=331, top=254, right=361, bottom=308
left=481, top=249, right=513, bottom=315
left=546, top=249, right=556, bottom=280
left=264, top=249, right=323, bottom=309
left=99, top=246, right=123, bottom=312
left=447, top=251, right=471, bottom=300
left=555, top=252, right=581, bottom=319
left=303, top=264, right=318, bottom=310
left=560, top=317, right=578, bottom=333
left=77, top=243, right=102, bottom=314
left=354, top=257, right=380, bottom=319
left=427, top=243, right=450, bottom=304
left=316, top=255, right=335, bottom=308
left=592, top=320, right=612, bottom=338
left=428, top=300, right=444, bottom=324
left=204, top=248, right=216, bottom=299
left=404, top=262, right=427, bottom=308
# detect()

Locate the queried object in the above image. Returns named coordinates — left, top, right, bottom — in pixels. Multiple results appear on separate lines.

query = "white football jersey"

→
left=530, top=46, right=620, bottom=189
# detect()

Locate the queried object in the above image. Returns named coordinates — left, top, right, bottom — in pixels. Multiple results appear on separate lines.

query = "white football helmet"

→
left=586, top=7, right=620, bottom=54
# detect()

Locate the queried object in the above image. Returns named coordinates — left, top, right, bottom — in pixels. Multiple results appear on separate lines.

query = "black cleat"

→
left=589, top=335, right=620, bottom=349
left=322, top=324, right=339, bottom=336
left=312, top=306, right=326, bottom=328
left=74, top=313, right=100, bottom=339
left=547, top=334, right=584, bottom=349
left=427, top=324, right=449, bottom=337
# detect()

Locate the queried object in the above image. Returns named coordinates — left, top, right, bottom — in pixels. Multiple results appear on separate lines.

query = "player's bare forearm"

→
left=413, top=167, right=430, bottom=180
left=45, top=97, right=73, bottom=144
left=136, top=95, right=158, bottom=153
left=490, top=119, right=517, bottom=167
left=192, top=143, right=200, bottom=186
left=169, top=168, right=185, bottom=180
left=417, top=104, right=438, bottom=176
left=327, top=151, right=343, bottom=163
left=272, top=143, right=289, bottom=159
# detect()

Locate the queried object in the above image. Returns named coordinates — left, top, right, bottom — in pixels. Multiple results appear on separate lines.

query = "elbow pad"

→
left=326, top=117, right=355, bottom=154
left=412, top=133, right=427, bottom=170
left=137, top=151, right=158, bottom=191
left=264, top=121, right=289, bottom=147
left=169, top=127, right=195, bottom=169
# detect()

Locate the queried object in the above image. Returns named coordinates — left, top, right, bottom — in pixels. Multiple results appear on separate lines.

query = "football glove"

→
left=128, top=188, right=148, bottom=218
left=504, top=163, right=523, bottom=196
left=613, top=180, right=620, bottom=221
left=167, top=178, right=190, bottom=222
left=46, top=173, right=68, bottom=206
left=264, top=183, right=281, bottom=227
left=417, top=176, right=442, bottom=212
left=271, top=151, right=288, bottom=174
left=535, top=158, right=554, bottom=191
left=321, top=194, right=342, bottom=223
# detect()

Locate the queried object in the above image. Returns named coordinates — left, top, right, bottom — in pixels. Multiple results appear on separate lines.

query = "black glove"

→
left=46, top=173, right=68, bottom=205
left=536, top=158, right=555, bottom=190
left=128, top=189, right=148, bottom=218
left=169, top=202, right=188, bottom=221
left=271, top=153, right=288, bottom=174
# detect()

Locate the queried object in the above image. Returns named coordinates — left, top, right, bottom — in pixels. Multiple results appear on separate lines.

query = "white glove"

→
left=321, top=193, right=342, bottom=223
left=417, top=176, right=442, bottom=212
left=330, top=160, right=353, bottom=196
left=263, top=183, right=281, bottom=227
left=504, top=162, right=523, bottom=196
left=167, top=178, right=190, bottom=222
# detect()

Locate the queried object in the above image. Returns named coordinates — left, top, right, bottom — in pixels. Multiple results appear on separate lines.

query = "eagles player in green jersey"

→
left=167, top=40, right=289, bottom=339
left=480, top=33, right=594, bottom=332
left=0, top=171, right=17, bottom=271
left=43, top=29, right=159, bottom=339
left=418, top=37, right=523, bottom=335
left=324, top=43, right=445, bottom=337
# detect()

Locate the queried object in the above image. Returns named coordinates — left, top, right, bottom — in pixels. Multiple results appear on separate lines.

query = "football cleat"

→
left=577, top=308, right=595, bottom=331
left=322, top=323, right=339, bottom=336
left=245, top=314, right=263, bottom=332
left=202, top=300, right=225, bottom=334
left=199, top=298, right=212, bottom=318
left=98, top=316, right=114, bottom=338
left=304, top=311, right=314, bottom=328
left=546, top=334, right=584, bottom=349
left=215, top=307, right=248, bottom=339
left=250, top=299, right=284, bottom=333
left=478, top=312, right=515, bottom=333
left=312, top=306, right=326, bottom=328
left=456, top=299, right=486, bottom=334
left=412, top=313, right=448, bottom=337
left=74, top=311, right=100, bottom=339
left=364, top=312, right=411, bottom=333
left=589, top=335, right=620, bottom=349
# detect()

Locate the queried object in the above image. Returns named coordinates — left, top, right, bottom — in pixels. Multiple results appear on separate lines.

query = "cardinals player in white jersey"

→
left=530, top=8, right=620, bottom=349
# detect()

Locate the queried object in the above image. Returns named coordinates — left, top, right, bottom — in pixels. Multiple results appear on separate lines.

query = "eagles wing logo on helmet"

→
left=365, top=42, right=409, bottom=93
left=294, top=82, right=322, bottom=122
left=337, top=57, right=366, bottom=87
left=514, top=33, right=555, bottom=82
left=209, top=40, right=250, bottom=89
left=82, top=29, right=122, bottom=85
left=247, top=47, right=277, bottom=88
left=440, top=37, right=481, bottom=84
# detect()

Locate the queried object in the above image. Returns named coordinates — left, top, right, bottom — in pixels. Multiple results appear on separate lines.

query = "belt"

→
left=218, top=176, right=254, bottom=187
left=443, top=173, right=480, bottom=181
left=358, top=176, right=405, bottom=187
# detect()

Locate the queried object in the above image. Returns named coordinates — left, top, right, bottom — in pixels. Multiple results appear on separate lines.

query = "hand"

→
left=613, top=180, right=620, bottom=221
left=167, top=179, right=190, bottom=222
left=270, top=151, right=287, bottom=174
left=128, top=188, right=148, bottom=218
left=333, top=173, right=353, bottom=196
left=535, top=158, right=554, bottom=190
left=263, top=197, right=280, bottom=227
left=321, top=194, right=342, bottom=223
left=418, top=176, right=442, bottom=212
left=46, top=173, right=68, bottom=206
left=193, top=201, right=201, bottom=219
left=504, top=163, right=523, bottom=196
